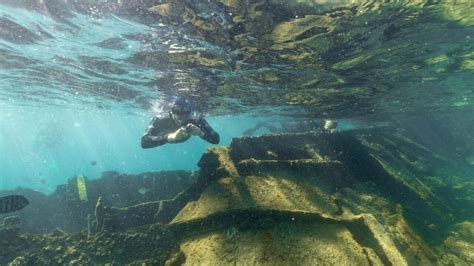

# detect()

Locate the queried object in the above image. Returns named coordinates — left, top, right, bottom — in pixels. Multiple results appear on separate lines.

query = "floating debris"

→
left=323, top=119, right=338, bottom=133
left=76, top=175, right=88, bottom=201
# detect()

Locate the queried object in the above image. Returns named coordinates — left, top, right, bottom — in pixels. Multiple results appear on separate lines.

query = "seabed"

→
left=1, top=129, right=473, bottom=265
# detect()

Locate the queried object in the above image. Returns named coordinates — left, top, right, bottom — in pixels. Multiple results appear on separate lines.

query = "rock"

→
left=170, top=208, right=406, bottom=265
left=0, top=170, right=195, bottom=233
left=166, top=131, right=444, bottom=264
left=48, top=227, right=66, bottom=237
left=1, top=130, right=471, bottom=264
left=0, top=216, right=21, bottom=240
left=442, top=221, right=474, bottom=264
left=165, top=251, right=186, bottom=266
left=3, top=215, right=21, bottom=228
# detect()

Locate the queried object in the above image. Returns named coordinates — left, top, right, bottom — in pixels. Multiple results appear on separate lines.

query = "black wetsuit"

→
left=141, top=113, right=219, bottom=148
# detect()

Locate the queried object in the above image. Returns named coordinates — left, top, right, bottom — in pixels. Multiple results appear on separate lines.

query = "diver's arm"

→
left=195, top=118, right=220, bottom=144
left=141, top=117, right=168, bottom=149
left=141, top=134, right=167, bottom=148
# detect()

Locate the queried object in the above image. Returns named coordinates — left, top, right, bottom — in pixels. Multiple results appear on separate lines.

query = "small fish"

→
left=266, top=150, right=278, bottom=158
left=90, top=161, right=98, bottom=166
left=323, top=119, right=338, bottom=133
left=138, top=188, right=150, bottom=195
left=0, top=195, right=29, bottom=214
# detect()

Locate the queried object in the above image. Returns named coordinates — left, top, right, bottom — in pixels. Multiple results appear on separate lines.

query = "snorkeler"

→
left=141, top=96, right=219, bottom=148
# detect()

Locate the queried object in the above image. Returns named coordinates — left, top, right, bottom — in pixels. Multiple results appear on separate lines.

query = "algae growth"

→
left=2, top=128, right=473, bottom=264
left=0, top=0, right=472, bottom=265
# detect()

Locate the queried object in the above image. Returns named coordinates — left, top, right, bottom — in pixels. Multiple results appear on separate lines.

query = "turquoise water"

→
left=0, top=2, right=332, bottom=193
left=0, top=104, right=272, bottom=192
left=0, top=1, right=472, bottom=197
left=0, top=1, right=474, bottom=197
left=0, top=5, right=154, bottom=109
left=0, top=1, right=472, bottom=193
left=0, top=1, right=473, bottom=264
left=0, top=4, right=251, bottom=192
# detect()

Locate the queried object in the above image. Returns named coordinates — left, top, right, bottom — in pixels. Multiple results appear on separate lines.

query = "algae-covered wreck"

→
left=1, top=129, right=472, bottom=265
left=0, top=1, right=473, bottom=264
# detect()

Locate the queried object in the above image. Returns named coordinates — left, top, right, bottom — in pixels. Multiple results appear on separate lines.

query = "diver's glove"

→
left=167, top=127, right=190, bottom=143
left=186, top=123, right=205, bottom=137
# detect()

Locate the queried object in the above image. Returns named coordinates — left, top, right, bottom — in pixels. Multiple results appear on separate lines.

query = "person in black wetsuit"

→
left=141, top=96, right=219, bottom=148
